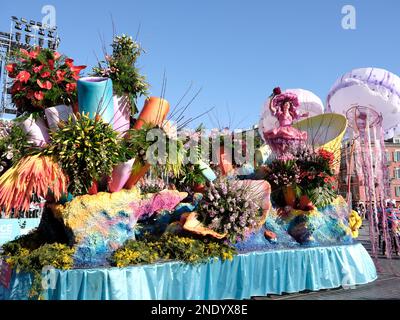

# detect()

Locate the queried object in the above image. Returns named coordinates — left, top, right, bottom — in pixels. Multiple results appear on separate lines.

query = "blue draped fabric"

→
left=0, top=243, right=377, bottom=300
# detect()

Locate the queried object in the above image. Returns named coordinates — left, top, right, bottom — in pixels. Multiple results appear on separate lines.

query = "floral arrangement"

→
left=197, top=179, right=263, bottom=243
left=296, top=148, right=337, bottom=208
left=264, top=147, right=338, bottom=208
left=1, top=241, right=75, bottom=299
left=43, top=112, right=127, bottom=196
left=6, top=47, right=85, bottom=114
left=93, top=34, right=148, bottom=115
left=110, top=234, right=236, bottom=267
left=0, top=154, right=67, bottom=216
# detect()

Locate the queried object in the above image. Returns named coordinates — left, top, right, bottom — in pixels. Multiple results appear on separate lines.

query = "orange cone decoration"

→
left=134, top=97, right=170, bottom=130
left=125, top=97, right=170, bottom=189
left=124, top=162, right=151, bottom=190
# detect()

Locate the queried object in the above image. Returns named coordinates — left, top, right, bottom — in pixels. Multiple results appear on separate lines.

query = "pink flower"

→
left=16, top=71, right=31, bottom=83
left=66, top=83, right=76, bottom=92
left=19, top=48, right=29, bottom=57
left=34, top=91, right=44, bottom=101
left=56, top=70, right=66, bottom=82
left=29, top=48, right=40, bottom=59
left=40, top=71, right=51, bottom=78
left=53, top=52, right=61, bottom=60
left=33, top=65, right=44, bottom=73
left=37, top=79, right=52, bottom=90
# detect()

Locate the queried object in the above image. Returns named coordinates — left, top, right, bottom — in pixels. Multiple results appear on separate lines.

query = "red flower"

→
left=33, top=65, right=44, bottom=73
left=273, top=87, right=282, bottom=96
left=6, top=63, right=16, bottom=74
left=26, top=90, right=34, bottom=99
left=20, top=48, right=29, bottom=57
left=70, top=65, right=86, bottom=80
left=34, top=91, right=44, bottom=101
left=29, top=48, right=40, bottom=59
left=331, top=185, right=336, bottom=190
left=308, top=176, right=313, bottom=180
left=11, top=82, right=24, bottom=94
left=53, top=52, right=61, bottom=60
left=56, top=70, right=66, bottom=83
left=37, top=79, right=52, bottom=90
left=65, top=58, right=74, bottom=67
left=47, top=60, right=54, bottom=70
left=71, top=65, right=86, bottom=73
left=16, top=71, right=31, bottom=84
left=66, top=83, right=77, bottom=92
left=40, top=71, right=51, bottom=78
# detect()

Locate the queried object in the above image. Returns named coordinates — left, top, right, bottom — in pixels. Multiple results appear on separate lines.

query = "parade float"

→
left=0, top=38, right=377, bottom=300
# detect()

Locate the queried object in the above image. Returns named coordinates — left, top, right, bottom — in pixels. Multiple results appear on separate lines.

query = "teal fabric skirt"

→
left=0, top=243, right=377, bottom=300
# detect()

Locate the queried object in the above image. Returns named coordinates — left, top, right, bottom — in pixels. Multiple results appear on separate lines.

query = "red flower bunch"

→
left=317, top=149, right=335, bottom=167
left=272, top=87, right=282, bottom=96
left=6, top=47, right=86, bottom=113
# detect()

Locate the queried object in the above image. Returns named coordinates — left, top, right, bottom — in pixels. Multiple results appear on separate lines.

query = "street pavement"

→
left=254, top=222, right=400, bottom=300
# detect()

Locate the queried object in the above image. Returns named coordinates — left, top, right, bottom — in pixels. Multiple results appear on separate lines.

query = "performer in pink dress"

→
left=263, top=87, right=308, bottom=157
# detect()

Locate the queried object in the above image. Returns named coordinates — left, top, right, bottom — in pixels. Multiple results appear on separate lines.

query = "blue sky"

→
left=1, top=0, right=400, bottom=128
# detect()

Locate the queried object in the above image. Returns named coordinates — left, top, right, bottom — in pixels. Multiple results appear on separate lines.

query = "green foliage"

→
left=0, top=121, right=33, bottom=175
left=125, top=125, right=185, bottom=177
left=43, top=112, right=127, bottom=195
left=92, top=34, right=148, bottom=115
left=170, top=163, right=207, bottom=192
left=304, top=186, right=337, bottom=208
left=1, top=241, right=75, bottom=300
left=110, top=234, right=236, bottom=267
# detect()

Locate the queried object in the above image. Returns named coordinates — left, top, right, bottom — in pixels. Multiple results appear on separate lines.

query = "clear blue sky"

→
left=1, top=0, right=400, bottom=129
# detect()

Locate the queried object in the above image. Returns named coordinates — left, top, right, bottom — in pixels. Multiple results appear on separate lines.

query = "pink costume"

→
left=263, top=91, right=307, bottom=157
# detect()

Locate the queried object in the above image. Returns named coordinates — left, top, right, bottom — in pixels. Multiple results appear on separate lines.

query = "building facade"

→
left=338, top=138, right=400, bottom=207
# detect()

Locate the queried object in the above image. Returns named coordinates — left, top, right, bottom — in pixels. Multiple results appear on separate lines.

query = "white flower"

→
left=6, top=152, right=13, bottom=160
left=162, top=120, right=177, bottom=139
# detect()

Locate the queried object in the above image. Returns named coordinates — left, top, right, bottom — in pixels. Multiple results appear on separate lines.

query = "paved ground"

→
left=254, top=222, right=400, bottom=300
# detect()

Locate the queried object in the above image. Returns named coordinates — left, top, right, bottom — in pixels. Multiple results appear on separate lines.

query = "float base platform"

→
left=0, top=242, right=377, bottom=300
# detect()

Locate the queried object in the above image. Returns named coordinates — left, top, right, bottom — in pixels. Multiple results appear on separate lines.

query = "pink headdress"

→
left=272, top=92, right=300, bottom=109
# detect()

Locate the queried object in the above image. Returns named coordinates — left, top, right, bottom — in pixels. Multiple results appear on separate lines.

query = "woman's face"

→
left=282, top=102, right=290, bottom=112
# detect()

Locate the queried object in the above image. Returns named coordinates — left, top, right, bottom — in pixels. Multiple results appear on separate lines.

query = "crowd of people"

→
left=356, top=200, right=400, bottom=255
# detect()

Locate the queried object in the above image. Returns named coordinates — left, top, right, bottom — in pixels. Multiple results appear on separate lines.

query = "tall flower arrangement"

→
left=6, top=47, right=86, bottom=114
left=93, top=34, right=148, bottom=116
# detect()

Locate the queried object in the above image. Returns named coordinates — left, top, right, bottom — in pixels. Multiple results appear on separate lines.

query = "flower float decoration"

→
left=7, top=47, right=85, bottom=114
